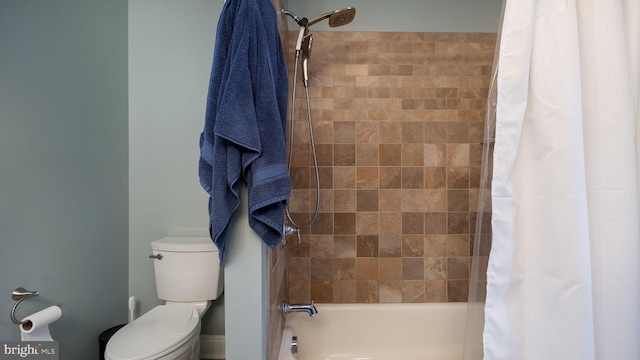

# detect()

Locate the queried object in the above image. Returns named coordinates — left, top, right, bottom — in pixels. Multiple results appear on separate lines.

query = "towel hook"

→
left=10, top=287, right=39, bottom=325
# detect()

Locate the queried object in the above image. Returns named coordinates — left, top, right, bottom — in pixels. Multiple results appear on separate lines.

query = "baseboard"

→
left=200, top=335, right=225, bottom=360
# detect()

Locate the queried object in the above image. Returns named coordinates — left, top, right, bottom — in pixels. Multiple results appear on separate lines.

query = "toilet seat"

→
left=105, top=304, right=200, bottom=360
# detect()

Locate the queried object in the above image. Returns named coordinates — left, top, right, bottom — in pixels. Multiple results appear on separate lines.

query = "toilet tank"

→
left=150, top=237, right=223, bottom=302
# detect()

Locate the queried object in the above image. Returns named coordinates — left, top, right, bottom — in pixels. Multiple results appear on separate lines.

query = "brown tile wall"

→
left=286, top=31, right=496, bottom=303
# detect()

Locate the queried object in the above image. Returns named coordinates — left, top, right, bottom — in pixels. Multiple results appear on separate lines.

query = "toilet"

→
left=105, top=237, right=223, bottom=360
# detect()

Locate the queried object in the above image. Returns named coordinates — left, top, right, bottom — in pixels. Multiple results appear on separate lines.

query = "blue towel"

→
left=199, top=0, right=290, bottom=263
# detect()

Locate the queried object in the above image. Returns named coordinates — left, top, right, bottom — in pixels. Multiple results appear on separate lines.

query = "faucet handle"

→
left=284, top=225, right=301, bottom=244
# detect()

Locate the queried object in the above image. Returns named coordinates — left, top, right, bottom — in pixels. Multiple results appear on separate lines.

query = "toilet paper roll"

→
left=19, top=305, right=62, bottom=341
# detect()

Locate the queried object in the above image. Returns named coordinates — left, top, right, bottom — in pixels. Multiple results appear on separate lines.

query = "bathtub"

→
left=278, top=303, right=475, bottom=360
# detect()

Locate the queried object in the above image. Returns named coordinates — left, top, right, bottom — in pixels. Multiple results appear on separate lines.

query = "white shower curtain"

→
left=484, top=0, right=640, bottom=359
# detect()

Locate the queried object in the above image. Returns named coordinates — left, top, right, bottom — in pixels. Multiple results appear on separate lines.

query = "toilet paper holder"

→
left=10, top=287, right=40, bottom=324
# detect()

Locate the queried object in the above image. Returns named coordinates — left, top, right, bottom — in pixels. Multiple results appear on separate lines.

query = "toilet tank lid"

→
left=151, top=237, right=218, bottom=252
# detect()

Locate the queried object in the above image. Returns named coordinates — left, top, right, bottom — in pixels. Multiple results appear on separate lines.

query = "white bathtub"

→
left=278, top=303, right=474, bottom=360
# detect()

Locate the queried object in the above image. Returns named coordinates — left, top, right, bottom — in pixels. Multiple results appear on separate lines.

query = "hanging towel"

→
left=199, top=0, right=290, bottom=263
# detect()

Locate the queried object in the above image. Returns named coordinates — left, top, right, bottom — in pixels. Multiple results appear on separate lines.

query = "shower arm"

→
left=282, top=9, right=307, bottom=27
left=281, top=9, right=309, bottom=55
left=306, top=11, right=333, bottom=27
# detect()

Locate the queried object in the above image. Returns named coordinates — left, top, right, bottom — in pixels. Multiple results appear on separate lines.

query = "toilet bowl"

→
left=105, top=304, right=201, bottom=360
left=105, top=237, right=223, bottom=360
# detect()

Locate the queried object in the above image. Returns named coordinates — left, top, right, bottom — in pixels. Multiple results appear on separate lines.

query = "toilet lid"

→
left=105, top=304, right=200, bottom=360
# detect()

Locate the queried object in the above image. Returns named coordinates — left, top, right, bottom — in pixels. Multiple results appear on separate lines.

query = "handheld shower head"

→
left=301, top=33, right=313, bottom=86
left=307, top=7, right=356, bottom=28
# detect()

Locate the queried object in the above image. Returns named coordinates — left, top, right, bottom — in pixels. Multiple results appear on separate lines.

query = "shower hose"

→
left=285, top=50, right=321, bottom=239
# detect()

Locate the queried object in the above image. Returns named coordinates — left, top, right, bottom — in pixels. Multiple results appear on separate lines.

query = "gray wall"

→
left=286, top=0, right=502, bottom=32
left=128, top=0, right=225, bottom=334
left=0, top=0, right=129, bottom=359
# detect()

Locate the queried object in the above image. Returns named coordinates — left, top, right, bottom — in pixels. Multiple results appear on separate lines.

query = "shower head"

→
left=284, top=7, right=356, bottom=54
left=307, top=7, right=356, bottom=28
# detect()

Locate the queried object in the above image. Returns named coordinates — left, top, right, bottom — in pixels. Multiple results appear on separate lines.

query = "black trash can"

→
left=99, top=324, right=125, bottom=360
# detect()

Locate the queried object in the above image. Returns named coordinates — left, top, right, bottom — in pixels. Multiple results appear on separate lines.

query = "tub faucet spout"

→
left=282, top=300, right=318, bottom=317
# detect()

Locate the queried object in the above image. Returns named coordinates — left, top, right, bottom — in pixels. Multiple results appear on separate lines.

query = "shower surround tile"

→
left=287, top=31, right=496, bottom=303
